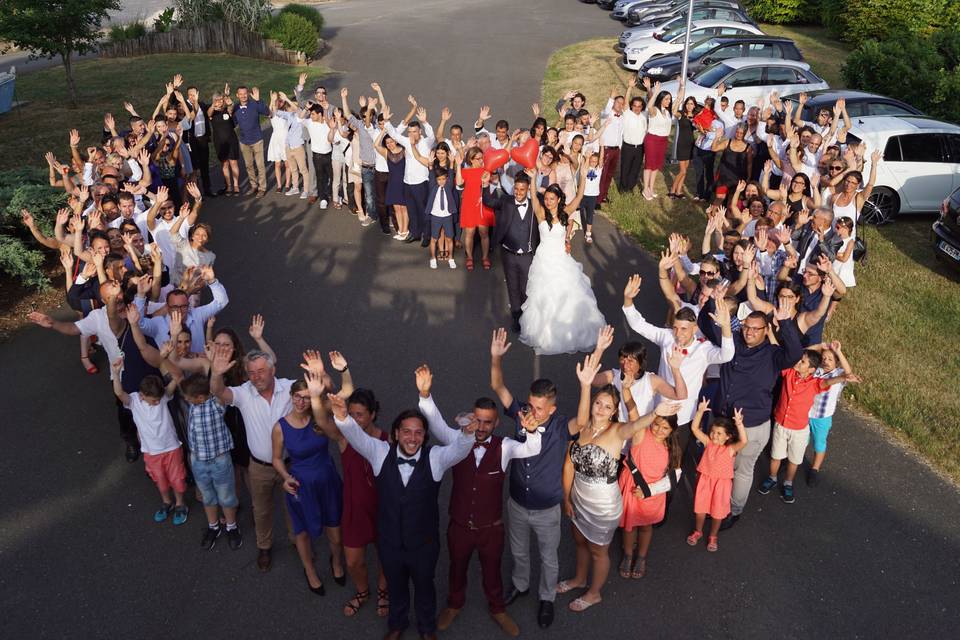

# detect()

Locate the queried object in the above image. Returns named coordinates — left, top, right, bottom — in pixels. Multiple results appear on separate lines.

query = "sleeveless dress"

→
left=386, top=150, right=406, bottom=206
left=460, top=166, right=495, bottom=228
left=280, top=417, right=344, bottom=538
left=693, top=442, right=734, bottom=519
left=832, top=236, right=856, bottom=288
left=341, top=431, right=389, bottom=548
left=267, top=114, right=289, bottom=162
left=569, top=441, right=623, bottom=545
left=717, top=143, right=748, bottom=188
left=520, top=220, right=607, bottom=355
left=618, top=428, right=669, bottom=529
left=675, top=115, right=695, bottom=162
left=611, top=369, right=656, bottom=422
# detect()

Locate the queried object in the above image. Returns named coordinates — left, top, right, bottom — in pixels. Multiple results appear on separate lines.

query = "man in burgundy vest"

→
left=416, top=366, right=542, bottom=637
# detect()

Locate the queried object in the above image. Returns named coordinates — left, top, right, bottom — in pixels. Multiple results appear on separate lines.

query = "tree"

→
left=0, top=0, right=121, bottom=106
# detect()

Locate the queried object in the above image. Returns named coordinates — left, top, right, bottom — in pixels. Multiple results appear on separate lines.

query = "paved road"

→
left=2, top=1, right=959, bottom=638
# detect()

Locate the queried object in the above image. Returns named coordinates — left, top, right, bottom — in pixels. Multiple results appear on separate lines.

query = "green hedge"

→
left=279, top=3, right=324, bottom=32
left=746, top=0, right=816, bottom=24
left=0, top=168, right=68, bottom=290
left=262, top=12, right=319, bottom=57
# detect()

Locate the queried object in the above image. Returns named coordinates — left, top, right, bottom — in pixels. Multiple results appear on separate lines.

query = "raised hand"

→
left=304, top=370, right=326, bottom=397
left=300, top=349, right=326, bottom=377
left=697, top=397, right=711, bottom=414
left=328, top=351, right=348, bottom=373
left=299, top=72, right=308, bottom=86
left=531, top=102, right=540, bottom=117
left=595, top=324, right=614, bottom=353
left=407, top=94, right=417, bottom=106
left=575, top=353, right=601, bottom=386
left=829, top=340, right=842, bottom=355
left=370, top=81, right=380, bottom=92
left=666, top=344, right=686, bottom=369
left=380, top=104, right=392, bottom=121
left=327, top=392, right=348, bottom=421
left=248, top=313, right=265, bottom=340
left=415, top=364, right=433, bottom=396
left=69, top=129, right=80, bottom=147
left=440, top=107, right=451, bottom=121
left=125, top=302, right=141, bottom=326
left=250, top=87, right=260, bottom=102
left=821, top=275, right=836, bottom=298
left=654, top=401, right=681, bottom=417
left=732, top=407, right=745, bottom=429
left=490, top=328, right=512, bottom=357
left=658, top=248, right=676, bottom=272
left=478, top=105, right=490, bottom=121
left=416, top=107, right=427, bottom=123
left=168, top=308, right=182, bottom=339
left=623, top=274, right=641, bottom=303
left=172, top=73, right=183, bottom=88
left=58, top=245, right=74, bottom=271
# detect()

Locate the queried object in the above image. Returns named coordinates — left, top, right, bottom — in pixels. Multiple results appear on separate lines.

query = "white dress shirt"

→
left=622, top=108, right=648, bottom=145
left=385, top=121, right=435, bottom=185
left=135, top=279, right=229, bottom=353
left=418, top=395, right=541, bottom=471
left=600, top=98, right=624, bottom=147
left=334, top=414, right=474, bottom=485
left=228, top=378, right=295, bottom=462
left=622, top=305, right=735, bottom=424
left=305, top=119, right=332, bottom=154
left=74, top=307, right=123, bottom=379
left=430, top=187, right=451, bottom=218
left=109, top=206, right=149, bottom=240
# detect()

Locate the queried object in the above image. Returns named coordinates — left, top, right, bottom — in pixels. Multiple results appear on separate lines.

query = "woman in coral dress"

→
left=456, top=147, right=495, bottom=270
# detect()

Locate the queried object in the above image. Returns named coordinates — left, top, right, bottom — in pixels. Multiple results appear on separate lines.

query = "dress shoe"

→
left=256, top=548, right=272, bottom=572
left=504, top=586, right=529, bottom=606
left=437, top=607, right=460, bottom=630
left=420, top=237, right=430, bottom=248
left=382, top=630, right=403, bottom=640
left=719, top=514, right=740, bottom=531
left=125, top=444, right=141, bottom=463
left=537, top=600, right=554, bottom=628
left=491, top=611, right=520, bottom=636
left=330, top=555, right=346, bottom=586
left=303, top=569, right=325, bottom=596
left=204, top=191, right=217, bottom=199
left=404, top=235, right=419, bottom=244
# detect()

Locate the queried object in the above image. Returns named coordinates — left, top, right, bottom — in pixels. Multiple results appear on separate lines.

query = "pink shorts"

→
left=143, top=448, right=187, bottom=494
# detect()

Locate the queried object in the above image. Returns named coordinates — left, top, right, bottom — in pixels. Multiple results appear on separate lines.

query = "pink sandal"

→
left=686, top=531, right=703, bottom=546
left=707, top=536, right=718, bottom=552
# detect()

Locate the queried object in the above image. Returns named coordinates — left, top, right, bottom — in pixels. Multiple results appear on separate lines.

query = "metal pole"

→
left=678, top=0, right=695, bottom=93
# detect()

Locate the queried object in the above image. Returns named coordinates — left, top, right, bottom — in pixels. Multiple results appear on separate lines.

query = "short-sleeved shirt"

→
left=75, top=312, right=159, bottom=390
left=128, top=393, right=180, bottom=454
left=774, top=368, right=831, bottom=430
left=809, top=367, right=846, bottom=419
left=228, top=378, right=295, bottom=462
left=505, top=398, right=572, bottom=510
left=187, top=397, right=234, bottom=461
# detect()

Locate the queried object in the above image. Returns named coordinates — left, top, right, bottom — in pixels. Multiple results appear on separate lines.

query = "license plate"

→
left=940, top=240, right=960, bottom=261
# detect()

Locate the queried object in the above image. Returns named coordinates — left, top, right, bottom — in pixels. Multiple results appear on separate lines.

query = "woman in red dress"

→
left=456, top=146, right=495, bottom=271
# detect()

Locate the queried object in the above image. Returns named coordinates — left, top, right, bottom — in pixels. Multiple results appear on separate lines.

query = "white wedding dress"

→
left=520, top=220, right=607, bottom=355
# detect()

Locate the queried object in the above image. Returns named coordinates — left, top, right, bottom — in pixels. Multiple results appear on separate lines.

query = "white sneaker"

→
left=299, top=191, right=308, bottom=200
left=360, top=216, right=373, bottom=227
left=448, top=259, right=457, bottom=269
left=285, top=187, right=300, bottom=196
left=320, top=199, right=329, bottom=209
left=393, top=232, right=404, bottom=240
left=429, top=258, right=438, bottom=269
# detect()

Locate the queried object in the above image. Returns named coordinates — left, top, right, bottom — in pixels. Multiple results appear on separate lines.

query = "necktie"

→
left=440, top=188, right=446, bottom=211
left=397, top=457, right=416, bottom=467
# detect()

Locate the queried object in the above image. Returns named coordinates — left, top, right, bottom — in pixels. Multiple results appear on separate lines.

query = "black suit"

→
left=483, top=189, right=540, bottom=319
left=188, top=101, right=214, bottom=194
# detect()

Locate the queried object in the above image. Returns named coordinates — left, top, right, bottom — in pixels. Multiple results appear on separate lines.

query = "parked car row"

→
left=581, top=0, right=960, bottom=258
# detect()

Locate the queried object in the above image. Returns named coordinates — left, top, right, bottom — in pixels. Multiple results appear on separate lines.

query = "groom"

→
left=483, top=171, right=538, bottom=333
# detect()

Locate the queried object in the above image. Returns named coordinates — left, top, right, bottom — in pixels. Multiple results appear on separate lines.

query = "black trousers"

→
left=375, top=170, right=392, bottom=231
left=190, top=139, right=213, bottom=193
left=620, top=142, right=645, bottom=192
left=404, top=181, right=430, bottom=241
left=313, top=151, right=332, bottom=203
left=501, top=250, right=534, bottom=316
left=693, top=147, right=716, bottom=200
left=378, top=541, right=440, bottom=635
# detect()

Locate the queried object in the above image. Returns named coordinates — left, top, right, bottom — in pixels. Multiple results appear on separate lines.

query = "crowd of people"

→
left=22, top=68, right=870, bottom=639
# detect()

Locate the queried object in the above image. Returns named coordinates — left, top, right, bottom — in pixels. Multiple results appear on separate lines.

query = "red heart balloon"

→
left=511, top=138, right=539, bottom=169
left=483, top=148, right=510, bottom=173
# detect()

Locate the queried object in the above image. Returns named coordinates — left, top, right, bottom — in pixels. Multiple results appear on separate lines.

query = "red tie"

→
left=473, top=441, right=489, bottom=450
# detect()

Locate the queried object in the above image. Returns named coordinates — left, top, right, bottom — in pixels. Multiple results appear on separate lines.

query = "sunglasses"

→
left=829, top=165, right=843, bottom=171
left=700, top=269, right=719, bottom=277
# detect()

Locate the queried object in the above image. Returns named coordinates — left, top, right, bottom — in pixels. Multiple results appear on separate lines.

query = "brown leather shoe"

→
left=256, top=548, right=272, bottom=572
left=308, top=196, right=318, bottom=204
left=437, top=607, right=460, bottom=630
left=491, top=612, right=519, bottom=637
left=382, top=630, right=402, bottom=640
left=257, top=191, right=266, bottom=198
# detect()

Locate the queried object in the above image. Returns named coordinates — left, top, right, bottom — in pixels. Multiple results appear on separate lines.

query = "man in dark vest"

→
left=483, top=171, right=540, bottom=333
left=414, top=365, right=542, bottom=637
left=328, top=380, right=477, bottom=640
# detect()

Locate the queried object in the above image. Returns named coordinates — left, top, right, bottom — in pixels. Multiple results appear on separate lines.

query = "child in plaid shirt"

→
left=182, top=374, right=243, bottom=551
left=806, top=341, right=859, bottom=487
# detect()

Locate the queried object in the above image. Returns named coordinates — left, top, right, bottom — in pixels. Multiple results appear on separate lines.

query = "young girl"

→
left=807, top=340, right=856, bottom=486
left=581, top=149, right=603, bottom=245
left=832, top=216, right=856, bottom=288
left=687, top=400, right=747, bottom=552
left=267, top=96, right=290, bottom=193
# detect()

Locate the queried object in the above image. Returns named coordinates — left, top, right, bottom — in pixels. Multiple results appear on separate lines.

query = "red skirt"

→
left=644, top=134, right=669, bottom=171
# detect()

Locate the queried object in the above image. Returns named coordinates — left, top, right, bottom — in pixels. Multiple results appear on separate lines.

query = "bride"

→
left=521, top=167, right=607, bottom=355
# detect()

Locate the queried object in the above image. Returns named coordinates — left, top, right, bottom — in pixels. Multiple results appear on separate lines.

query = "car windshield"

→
left=690, top=37, right=723, bottom=58
left=692, top=62, right=734, bottom=87
left=661, top=24, right=686, bottom=41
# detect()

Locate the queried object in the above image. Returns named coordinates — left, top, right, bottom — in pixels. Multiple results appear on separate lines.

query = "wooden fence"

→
left=98, top=22, right=322, bottom=65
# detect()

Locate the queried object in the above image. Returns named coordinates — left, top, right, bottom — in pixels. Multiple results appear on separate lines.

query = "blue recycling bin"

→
left=0, top=72, right=15, bottom=114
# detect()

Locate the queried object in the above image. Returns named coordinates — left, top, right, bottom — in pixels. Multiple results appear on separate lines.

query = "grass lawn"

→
left=0, top=54, right=325, bottom=172
left=543, top=28, right=960, bottom=482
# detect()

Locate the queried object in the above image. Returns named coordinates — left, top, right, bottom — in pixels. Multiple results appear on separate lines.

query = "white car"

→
left=659, top=58, right=828, bottom=110
left=846, top=116, right=960, bottom=222
left=621, top=20, right=763, bottom=70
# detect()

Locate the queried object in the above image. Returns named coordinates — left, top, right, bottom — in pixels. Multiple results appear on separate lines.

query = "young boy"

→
left=806, top=340, right=856, bottom=487
left=758, top=349, right=860, bottom=503
left=181, top=374, right=243, bottom=550
left=427, top=168, right=457, bottom=270
left=111, top=357, right=188, bottom=524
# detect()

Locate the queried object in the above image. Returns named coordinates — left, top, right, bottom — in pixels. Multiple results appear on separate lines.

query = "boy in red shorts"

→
left=111, top=357, right=189, bottom=525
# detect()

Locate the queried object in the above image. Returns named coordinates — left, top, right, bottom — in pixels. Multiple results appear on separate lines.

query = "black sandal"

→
left=376, top=588, right=389, bottom=617
left=618, top=555, right=633, bottom=579
left=343, top=589, right=369, bottom=617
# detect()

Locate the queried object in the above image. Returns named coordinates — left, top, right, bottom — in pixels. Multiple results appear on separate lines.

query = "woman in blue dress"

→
left=375, top=120, right=409, bottom=240
left=272, top=379, right=345, bottom=595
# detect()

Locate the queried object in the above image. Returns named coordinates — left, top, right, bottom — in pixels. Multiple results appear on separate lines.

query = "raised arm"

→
left=689, top=398, right=712, bottom=446
left=617, top=401, right=680, bottom=441
left=415, top=364, right=461, bottom=446
left=573, top=354, right=601, bottom=434
left=110, top=357, right=131, bottom=406
left=208, top=343, right=236, bottom=405
left=649, top=347, right=688, bottom=401
left=489, top=328, right=514, bottom=408
left=247, top=314, right=277, bottom=364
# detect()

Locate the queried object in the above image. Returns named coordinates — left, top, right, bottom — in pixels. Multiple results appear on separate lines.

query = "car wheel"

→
left=861, top=187, right=899, bottom=225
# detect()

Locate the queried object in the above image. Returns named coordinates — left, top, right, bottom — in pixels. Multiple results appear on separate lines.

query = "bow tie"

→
left=397, top=457, right=416, bottom=467
left=515, top=201, right=527, bottom=208
left=473, top=441, right=490, bottom=450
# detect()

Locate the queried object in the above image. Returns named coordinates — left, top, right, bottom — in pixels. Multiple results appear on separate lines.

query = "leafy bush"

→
left=125, top=22, right=147, bottom=40
left=108, top=23, right=128, bottom=42
left=219, top=0, right=272, bottom=31
left=279, top=4, right=324, bottom=33
left=841, top=30, right=960, bottom=123
left=0, top=235, right=47, bottom=289
left=745, top=0, right=815, bottom=24
left=154, top=7, right=176, bottom=32
left=265, top=13, right=319, bottom=57
left=0, top=169, right=68, bottom=289
left=841, top=0, right=941, bottom=46
left=174, top=0, right=222, bottom=27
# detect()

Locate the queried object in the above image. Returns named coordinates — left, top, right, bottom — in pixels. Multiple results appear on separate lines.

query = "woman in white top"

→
left=642, top=80, right=677, bottom=201
left=828, top=149, right=880, bottom=235
left=580, top=147, right=603, bottom=245
left=331, top=112, right=351, bottom=209
left=267, top=96, right=290, bottom=193
left=592, top=339, right=688, bottom=423
left=832, top=216, right=856, bottom=287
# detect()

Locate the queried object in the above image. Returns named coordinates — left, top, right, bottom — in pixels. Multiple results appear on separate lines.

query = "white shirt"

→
left=611, top=369, right=655, bottom=422
left=135, top=279, right=229, bottom=353
left=127, top=393, right=181, bottom=455
left=430, top=187, right=451, bottom=218
left=305, top=119, right=332, bottom=154
left=109, top=206, right=149, bottom=240
left=600, top=98, right=624, bottom=147
left=717, top=107, right=746, bottom=137
left=622, top=108, right=648, bottom=145
left=368, top=123, right=389, bottom=172
left=75, top=307, right=123, bottom=380
left=622, top=305, right=735, bottom=424
left=334, top=414, right=474, bottom=485
left=152, top=216, right=191, bottom=273
left=584, top=165, right=602, bottom=197
left=418, top=395, right=541, bottom=471
left=514, top=198, right=529, bottom=220
left=172, top=235, right=216, bottom=284
left=647, top=109, right=673, bottom=137
left=385, top=121, right=435, bottom=185
left=228, top=378, right=295, bottom=462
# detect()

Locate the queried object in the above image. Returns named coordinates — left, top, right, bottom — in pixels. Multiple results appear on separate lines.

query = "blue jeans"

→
left=191, top=452, right=239, bottom=508
left=361, top=166, right=377, bottom=219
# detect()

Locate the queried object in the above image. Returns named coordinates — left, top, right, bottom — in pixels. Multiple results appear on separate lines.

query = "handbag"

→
left=853, top=234, right=867, bottom=263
